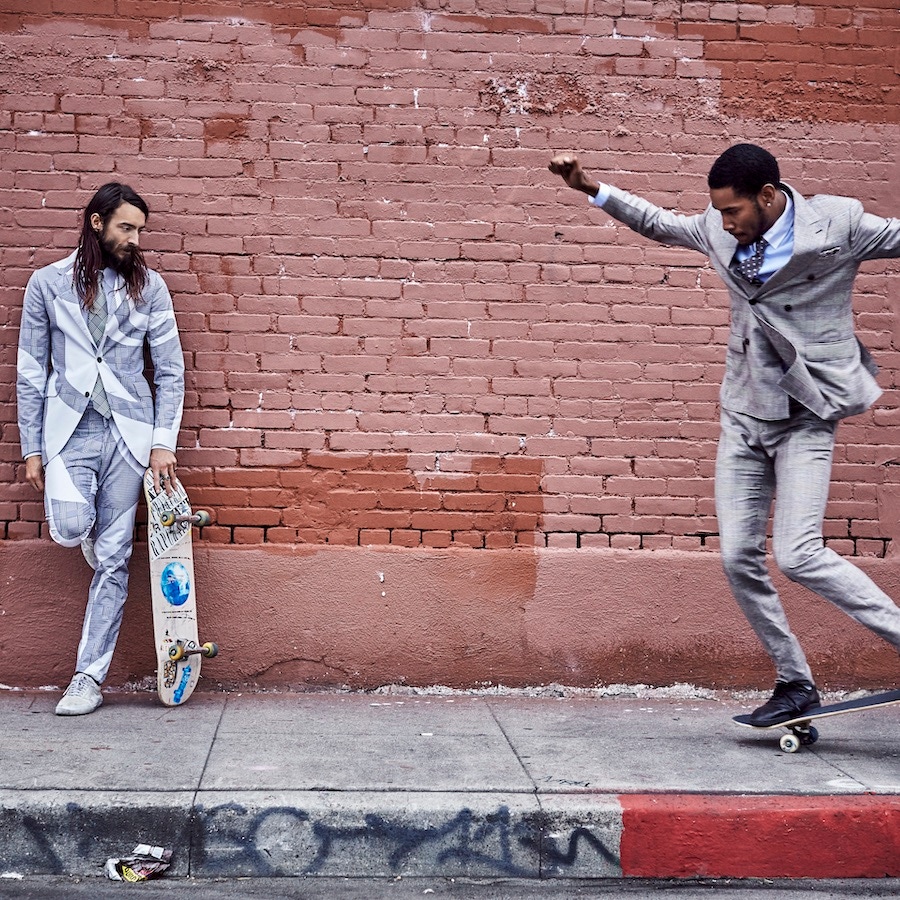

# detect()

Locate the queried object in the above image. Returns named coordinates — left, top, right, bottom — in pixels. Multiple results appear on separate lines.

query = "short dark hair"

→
left=707, top=144, right=781, bottom=198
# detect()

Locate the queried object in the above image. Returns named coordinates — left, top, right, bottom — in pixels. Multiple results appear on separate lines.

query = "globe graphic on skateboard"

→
left=160, top=561, right=191, bottom=607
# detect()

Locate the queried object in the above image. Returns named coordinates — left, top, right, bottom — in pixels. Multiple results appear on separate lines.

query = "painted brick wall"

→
left=1, top=0, right=898, bottom=554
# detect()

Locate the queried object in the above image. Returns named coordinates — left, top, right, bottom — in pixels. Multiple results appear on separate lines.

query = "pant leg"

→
left=46, top=409, right=144, bottom=684
left=715, top=409, right=814, bottom=683
left=43, top=412, right=104, bottom=548
left=772, top=409, right=900, bottom=654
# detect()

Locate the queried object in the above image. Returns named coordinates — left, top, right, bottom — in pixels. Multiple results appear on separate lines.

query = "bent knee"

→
left=774, top=541, right=825, bottom=580
left=719, top=538, right=766, bottom=578
left=49, top=528, right=89, bottom=548
left=46, top=503, right=94, bottom=547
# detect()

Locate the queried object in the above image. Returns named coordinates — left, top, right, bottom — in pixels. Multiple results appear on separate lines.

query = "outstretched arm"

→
left=549, top=153, right=710, bottom=255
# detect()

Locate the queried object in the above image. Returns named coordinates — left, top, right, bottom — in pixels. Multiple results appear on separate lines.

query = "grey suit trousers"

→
left=715, top=406, right=900, bottom=683
left=44, top=409, right=144, bottom=683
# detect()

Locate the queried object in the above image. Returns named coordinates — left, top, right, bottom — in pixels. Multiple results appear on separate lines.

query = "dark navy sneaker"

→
left=748, top=680, right=821, bottom=727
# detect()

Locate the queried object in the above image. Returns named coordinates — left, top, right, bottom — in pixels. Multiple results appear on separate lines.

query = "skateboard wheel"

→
left=160, top=511, right=176, bottom=527
left=195, top=510, right=211, bottom=527
left=800, top=726, right=819, bottom=746
left=168, top=644, right=186, bottom=662
left=201, top=641, right=219, bottom=658
left=779, top=733, right=801, bottom=753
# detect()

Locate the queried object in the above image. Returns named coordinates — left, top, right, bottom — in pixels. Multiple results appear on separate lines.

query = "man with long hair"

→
left=17, top=182, right=184, bottom=715
left=549, top=144, right=900, bottom=725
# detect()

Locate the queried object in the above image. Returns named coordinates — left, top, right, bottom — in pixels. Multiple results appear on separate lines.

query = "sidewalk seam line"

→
left=188, top=695, right=228, bottom=877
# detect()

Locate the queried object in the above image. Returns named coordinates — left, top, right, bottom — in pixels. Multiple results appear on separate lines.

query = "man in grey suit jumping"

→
left=17, top=183, right=185, bottom=716
left=550, top=143, right=900, bottom=725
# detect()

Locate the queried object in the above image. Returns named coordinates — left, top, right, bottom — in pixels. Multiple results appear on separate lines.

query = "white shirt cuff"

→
left=589, top=184, right=612, bottom=207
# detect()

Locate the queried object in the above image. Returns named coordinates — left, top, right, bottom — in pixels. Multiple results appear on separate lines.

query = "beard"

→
left=748, top=199, right=767, bottom=243
left=100, top=231, right=145, bottom=278
left=96, top=228, right=149, bottom=303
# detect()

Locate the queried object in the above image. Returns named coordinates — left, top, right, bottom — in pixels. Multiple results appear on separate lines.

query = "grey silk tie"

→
left=88, top=286, right=111, bottom=418
left=733, top=237, right=768, bottom=285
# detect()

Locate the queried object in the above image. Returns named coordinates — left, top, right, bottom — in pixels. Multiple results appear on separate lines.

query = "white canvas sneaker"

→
left=55, top=673, right=103, bottom=716
left=81, top=535, right=97, bottom=569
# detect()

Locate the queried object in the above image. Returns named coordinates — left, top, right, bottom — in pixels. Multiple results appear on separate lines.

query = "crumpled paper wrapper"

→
left=104, top=844, right=173, bottom=882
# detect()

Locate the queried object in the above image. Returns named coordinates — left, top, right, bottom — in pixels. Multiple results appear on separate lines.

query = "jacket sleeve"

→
left=16, top=271, right=51, bottom=460
left=598, top=186, right=713, bottom=255
left=146, top=273, right=185, bottom=452
left=847, top=200, right=900, bottom=262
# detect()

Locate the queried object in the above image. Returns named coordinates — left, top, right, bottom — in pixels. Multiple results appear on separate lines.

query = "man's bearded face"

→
left=97, top=202, right=146, bottom=273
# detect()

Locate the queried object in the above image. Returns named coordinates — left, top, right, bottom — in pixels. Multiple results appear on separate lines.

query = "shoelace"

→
left=66, top=675, right=96, bottom=698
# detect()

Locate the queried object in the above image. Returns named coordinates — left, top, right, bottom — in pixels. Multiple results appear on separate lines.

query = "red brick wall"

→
left=2, top=0, right=899, bottom=554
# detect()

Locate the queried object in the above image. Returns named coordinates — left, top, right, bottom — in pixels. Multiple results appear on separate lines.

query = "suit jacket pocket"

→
left=795, top=338, right=880, bottom=419
left=804, top=338, right=857, bottom=362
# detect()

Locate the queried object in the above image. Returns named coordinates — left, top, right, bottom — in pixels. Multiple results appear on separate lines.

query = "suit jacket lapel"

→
left=755, top=186, right=825, bottom=297
left=709, top=226, right=756, bottom=297
left=54, top=263, right=97, bottom=347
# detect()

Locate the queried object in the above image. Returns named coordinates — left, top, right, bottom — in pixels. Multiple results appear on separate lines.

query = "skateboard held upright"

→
left=143, top=469, right=217, bottom=706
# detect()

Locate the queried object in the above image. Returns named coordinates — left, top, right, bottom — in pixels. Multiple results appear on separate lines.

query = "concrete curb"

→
left=618, top=794, right=900, bottom=879
left=3, top=792, right=899, bottom=879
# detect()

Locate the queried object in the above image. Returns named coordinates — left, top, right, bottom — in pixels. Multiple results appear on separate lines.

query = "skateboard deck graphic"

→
left=733, top=689, right=900, bottom=753
left=143, top=469, right=217, bottom=706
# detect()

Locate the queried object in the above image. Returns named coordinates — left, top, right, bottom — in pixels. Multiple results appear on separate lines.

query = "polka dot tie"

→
left=734, top=237, right=768, bottom=285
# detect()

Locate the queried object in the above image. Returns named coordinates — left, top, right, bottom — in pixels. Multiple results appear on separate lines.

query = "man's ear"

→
left=759, top=183, right=778, bottom=208
left=90, top=212, right=103, bottom=233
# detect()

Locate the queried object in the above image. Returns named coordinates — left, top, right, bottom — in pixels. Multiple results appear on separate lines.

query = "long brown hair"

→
left=74, top=182, right=150, bottom=309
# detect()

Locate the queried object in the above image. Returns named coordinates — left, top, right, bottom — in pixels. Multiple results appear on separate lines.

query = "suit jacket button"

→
left=807, top=274, right=815, bottom=280
left=84, top=391, right=90, bottom=397
left=97, top=356, right=102, bottom=362
left=749, top=299, right=758, bottom=305
left=743, top=338, right=750, bottom=346
left=784, top=305, right=793, bottom=311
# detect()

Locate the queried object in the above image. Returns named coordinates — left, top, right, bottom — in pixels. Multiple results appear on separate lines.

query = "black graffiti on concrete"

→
left=2, top=801, right=190, bottom=875
left=192, top=802, right=619, bottom=876
left=535, top=824, right=621, bottom=875
left=3, top=801, right=620, bottom=877
left=191, top=803, right=312, bottom=875
left=309, top=806, right=532, bottom=876
left=6, top=813, right=67, bottom=874
left=193, top=802, right=533, bottom=876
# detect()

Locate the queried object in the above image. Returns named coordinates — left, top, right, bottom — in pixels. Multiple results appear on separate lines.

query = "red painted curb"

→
left=619, top=794, right=900, bottom=878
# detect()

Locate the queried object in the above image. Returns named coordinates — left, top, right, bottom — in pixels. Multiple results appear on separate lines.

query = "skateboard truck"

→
left=168, top=641, right=219, bottom=662
left=778, top=724, right=819, bottom=753
left=160, top=509, right=211, bottom=528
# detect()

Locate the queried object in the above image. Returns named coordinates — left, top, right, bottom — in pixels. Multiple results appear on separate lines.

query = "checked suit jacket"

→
left=17, top=250, right=185, bottom=467
left=600, top=183, right=900, bottom=421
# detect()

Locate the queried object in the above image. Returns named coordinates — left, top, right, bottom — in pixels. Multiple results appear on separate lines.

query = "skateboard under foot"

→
left=733, top=689, right=900, bottom=753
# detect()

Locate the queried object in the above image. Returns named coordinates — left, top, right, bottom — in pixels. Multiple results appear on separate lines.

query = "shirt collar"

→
left=102, top=267, right=125, bottom=294
left=761, top=189, right=793, bottom=250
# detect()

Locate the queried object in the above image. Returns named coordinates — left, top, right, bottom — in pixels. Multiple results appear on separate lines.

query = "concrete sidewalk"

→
left=1, top=686, right=898, bottom=881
